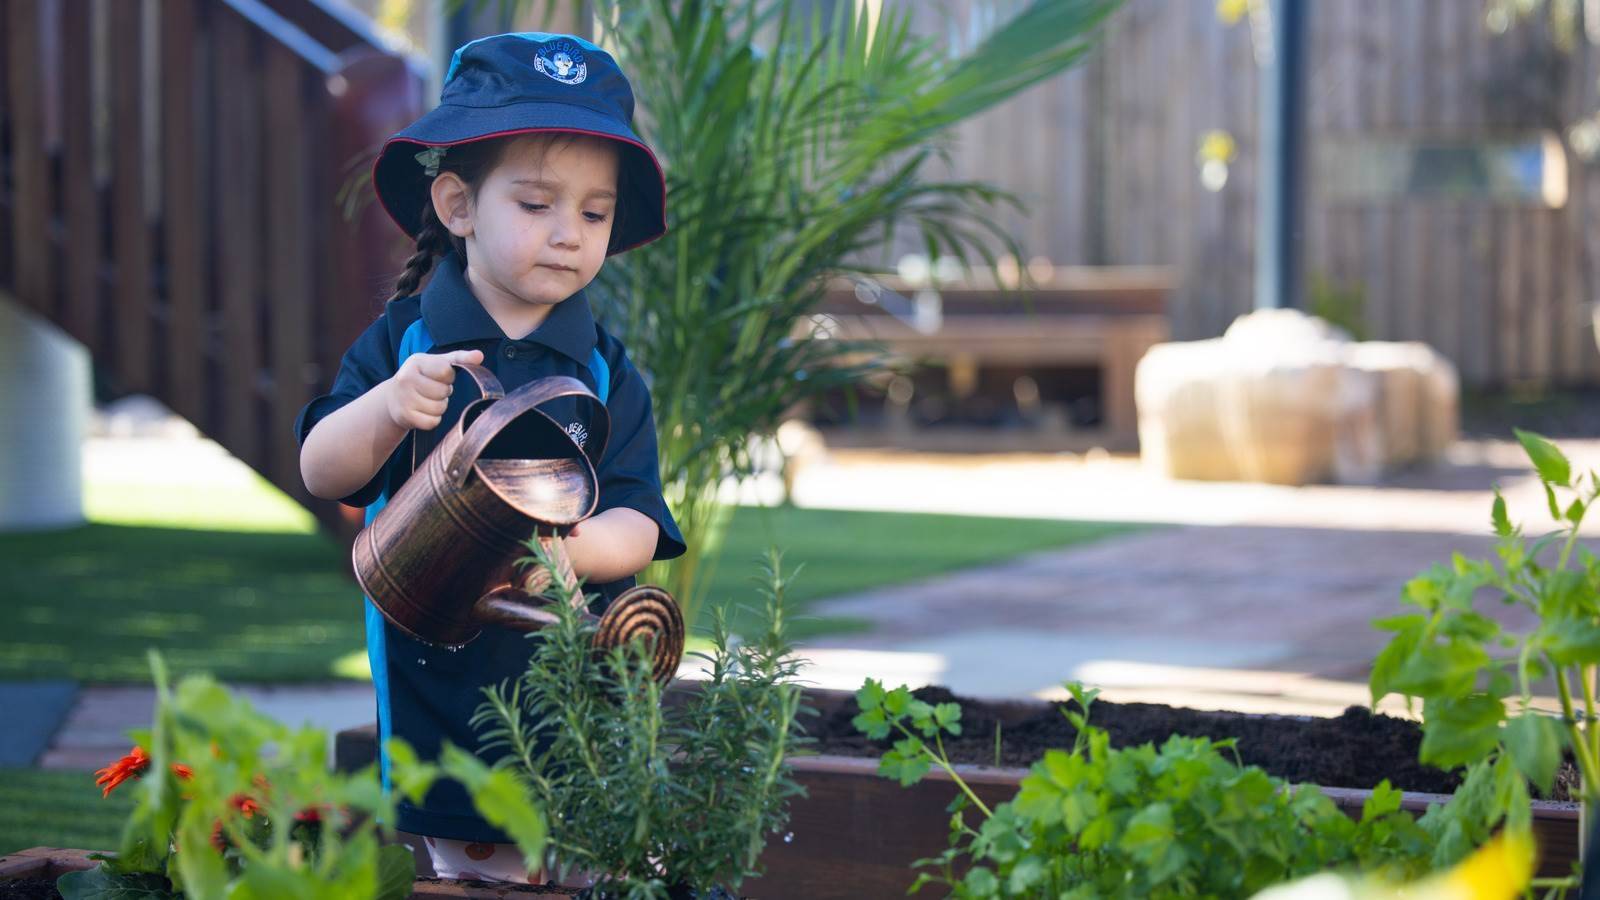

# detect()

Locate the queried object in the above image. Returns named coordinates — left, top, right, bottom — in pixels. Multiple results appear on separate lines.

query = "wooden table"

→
left=813, top=267, right=1173, bottom=451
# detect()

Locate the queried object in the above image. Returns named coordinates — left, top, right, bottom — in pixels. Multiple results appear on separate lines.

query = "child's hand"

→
left=383, top=349, right=484, bottom=431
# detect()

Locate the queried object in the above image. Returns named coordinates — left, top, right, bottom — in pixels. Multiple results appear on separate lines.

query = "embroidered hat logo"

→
left=535, top=39, right=588, bottom=85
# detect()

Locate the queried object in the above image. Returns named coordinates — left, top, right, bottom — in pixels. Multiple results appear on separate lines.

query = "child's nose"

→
left=548, top=212, right=582, bottom=248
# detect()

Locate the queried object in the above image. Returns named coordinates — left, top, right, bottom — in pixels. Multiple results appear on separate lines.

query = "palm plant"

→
left=460, top=0, right=1121, bottom=626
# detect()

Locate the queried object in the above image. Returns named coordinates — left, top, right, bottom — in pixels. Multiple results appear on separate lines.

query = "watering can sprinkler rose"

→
left=352, top=364, right=684, bottom=682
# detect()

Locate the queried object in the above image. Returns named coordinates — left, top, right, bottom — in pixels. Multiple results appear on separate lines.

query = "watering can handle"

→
left=452, top=362, right=505, bottom=400
left=519, top=533, right=584, bottom=608
left=442, top=375, right=611, bottom=491
left=470, top=535, right=591, bottom=628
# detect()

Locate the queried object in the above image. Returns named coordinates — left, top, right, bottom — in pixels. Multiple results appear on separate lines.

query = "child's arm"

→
left=562, top=508, right=660, bottom=583
left=300, top=348, right=483, bottom=500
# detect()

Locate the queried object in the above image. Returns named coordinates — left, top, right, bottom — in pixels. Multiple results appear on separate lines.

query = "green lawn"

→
left=0, top=767, right=134, bottom=855
left=0, top=465, right=1143, bottom=683
left=700, top=505, right=1142, bottom=640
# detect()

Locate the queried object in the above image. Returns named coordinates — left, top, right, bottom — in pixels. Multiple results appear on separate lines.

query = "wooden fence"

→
left=915, top=0, right=1600, bottom=387
left=0, top=0, right=425, bottom=531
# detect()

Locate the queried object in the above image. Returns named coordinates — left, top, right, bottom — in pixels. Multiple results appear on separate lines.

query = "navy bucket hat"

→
left=372, top=32, right=667, bottom=255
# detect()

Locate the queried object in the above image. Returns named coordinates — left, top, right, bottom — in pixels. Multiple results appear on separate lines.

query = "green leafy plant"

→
left=469, top=539, right=810, bottom=898
left=61, top=650, right=544, bottom=900
left=853, top=680, right=1443, bottom=899
left=1369, top=428, right=1600, bottom=891
left=460, top=0, right=1121, bottom=626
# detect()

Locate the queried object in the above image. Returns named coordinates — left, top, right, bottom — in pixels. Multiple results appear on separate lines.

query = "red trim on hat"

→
left=371, top=127, right=669, bottom=256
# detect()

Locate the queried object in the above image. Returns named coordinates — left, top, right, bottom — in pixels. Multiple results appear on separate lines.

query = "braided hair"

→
left=385, top=138, right=505, bottom=303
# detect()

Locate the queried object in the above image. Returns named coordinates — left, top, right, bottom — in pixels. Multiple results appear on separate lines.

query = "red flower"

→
left=294, top=804, right=327, bottom=825
left=171, top=763, right=194, bottom=780
left=228, top=793, right=262, bottom=818
left=94, top=746, right=149, bottom=797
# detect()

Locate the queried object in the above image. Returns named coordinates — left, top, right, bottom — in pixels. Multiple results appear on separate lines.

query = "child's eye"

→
left=584, top=211, right=609, bottom=223
left=518, top=202, right=546, bottom=213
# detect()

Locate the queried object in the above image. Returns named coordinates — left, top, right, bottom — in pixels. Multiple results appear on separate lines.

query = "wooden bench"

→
left=812, top=266, right=1173, bottom=452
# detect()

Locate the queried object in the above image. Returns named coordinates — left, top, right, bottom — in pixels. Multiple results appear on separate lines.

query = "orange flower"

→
left=94, top=746, right=150, bottom=797
left=171, top=763, right=194, bottom=780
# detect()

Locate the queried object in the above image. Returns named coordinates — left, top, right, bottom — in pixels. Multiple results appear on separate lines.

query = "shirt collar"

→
left=420, top=251, right=598, bottom=364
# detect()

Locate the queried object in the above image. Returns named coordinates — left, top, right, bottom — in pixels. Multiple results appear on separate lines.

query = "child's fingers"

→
left=446, top=349, right=484, bottom=366
left=412, top=353, right=461, bottom=383
left=414, top=377, right=451, bottom=402
left=400, top=409, right=444, bottom=431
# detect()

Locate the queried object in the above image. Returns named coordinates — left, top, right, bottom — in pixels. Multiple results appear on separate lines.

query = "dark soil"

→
left=412, top=877, right=739, bottom=898
left=0, top=878, right=57, bottom=899
left=804, top=686, right=1581, bottom=801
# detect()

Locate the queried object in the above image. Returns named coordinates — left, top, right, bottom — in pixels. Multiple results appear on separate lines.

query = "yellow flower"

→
left=1216, top=0, right=1251, bottom=26
left=1251, top=831, right=1535, bottom=900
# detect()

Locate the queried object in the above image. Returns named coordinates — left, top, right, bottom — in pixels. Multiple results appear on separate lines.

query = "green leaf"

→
left=1370, top=617, right=1426, bottom=706
left=1517, top=428, right=1572, bottom=486
left=56, top=866, right=177, bottom=900
left=383, top=737, right=438, bottom=804
left=439, top=743, right=547, bottom=867
left=1492, top=491, right=1513, bottom=537
left=961, top=865, right=999, bottom=896
left=1503, top=712, right=1566, bottom=795
left=1420, top=694, right=1505, bottom=769
left=1390, top=638, right=1490, bottom=698
left=1006, top=854, right=1046, bottom=893
left=374, top=843, right=419, bottom=900
left=1119, top=802, right=1175, bottom=862
left=879, top=740, right=933, bottom=787
left=851, top=706, right=890, bottom=739
left=882, top=686, right=914, bottom=717
left=856, top=678, right=886, bottom=712
left=932, top=702, right=963, bottom=736
left=1545, top=482, right=1563, bottom=521
left=1535, top=615, right=1600, bottom=666
left=1361, top=780, right=1403, bottom=819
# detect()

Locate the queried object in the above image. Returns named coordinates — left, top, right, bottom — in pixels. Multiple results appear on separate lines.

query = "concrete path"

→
left=781, top=437, right=1589, bottom=716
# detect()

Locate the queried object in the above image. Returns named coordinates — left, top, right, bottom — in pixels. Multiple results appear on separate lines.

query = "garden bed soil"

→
left=802, top=685, right=1582, bottom=800
left=0, top=879, right=57, bottom=900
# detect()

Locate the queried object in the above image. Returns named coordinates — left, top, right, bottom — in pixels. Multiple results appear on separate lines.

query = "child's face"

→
left=440, top=133, right=620, bottom=309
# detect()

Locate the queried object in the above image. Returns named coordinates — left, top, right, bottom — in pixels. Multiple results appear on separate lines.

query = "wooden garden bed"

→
left=330, top=683, right=1583, bottom=898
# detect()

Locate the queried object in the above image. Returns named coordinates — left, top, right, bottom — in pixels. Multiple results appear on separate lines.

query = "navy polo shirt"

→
left=294, top=250, right=685, bottom=841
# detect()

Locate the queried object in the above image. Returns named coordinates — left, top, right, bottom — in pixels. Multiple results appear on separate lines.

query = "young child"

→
left=295, top=32, right=686, bottom=884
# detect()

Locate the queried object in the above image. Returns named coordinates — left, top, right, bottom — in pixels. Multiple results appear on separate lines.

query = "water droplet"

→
left=783, top=832, right=793, bottom=843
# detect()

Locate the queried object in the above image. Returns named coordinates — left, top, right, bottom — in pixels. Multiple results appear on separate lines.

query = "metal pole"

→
left=1254, top=0, right=1308, bottom=311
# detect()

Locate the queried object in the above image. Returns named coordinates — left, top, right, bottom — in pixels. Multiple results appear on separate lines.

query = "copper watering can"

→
left=352, top=364, right=685, bottom=683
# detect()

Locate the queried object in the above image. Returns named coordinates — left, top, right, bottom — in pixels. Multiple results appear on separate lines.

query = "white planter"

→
left=0, top=294, right=90, bottom=530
